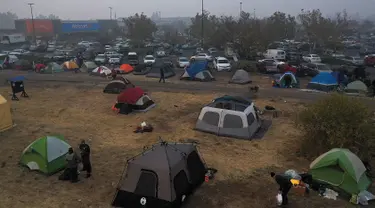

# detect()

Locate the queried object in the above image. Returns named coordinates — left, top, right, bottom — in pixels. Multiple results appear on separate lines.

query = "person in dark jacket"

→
left=159, top=67, right=165, bottom=83
left=66, top=148, right=81, bottom=183
left=111, top=68, right=117, bottom=80
left=79, top=140, right=92, bottom=178
left=271, top=172, right=292, bottom=206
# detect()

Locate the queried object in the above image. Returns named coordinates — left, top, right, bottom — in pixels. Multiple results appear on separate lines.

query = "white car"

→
left=78, top=41, right=91, bottom=47
left=208, top=47, right=217, bottom=54
left=9, top=49, right=30, bottom=55
left=302, top=54, right=321, bottom=63
left=177, top=57, right=189, bottom=68
left=156, top=50, right=166, bottom=57
left=214, top=57, right=231, bottom=71
left=46, top=44, right=56, bottom=52
left=104, top=51, right=120, bottom=58
left=108, top=56, right=121, bottom=64
left=143, top=55, right=156, bottom=65
left=192, top=53, right=212, bottom=61
left=94, top=54, right=107, bottom=64
left=104, top=45, right=113, bottom=51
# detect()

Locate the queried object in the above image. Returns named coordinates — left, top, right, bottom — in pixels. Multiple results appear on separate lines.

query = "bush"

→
left=234, top=60, right=257, bottom=72
left=296, top=94, right=375, bottom=160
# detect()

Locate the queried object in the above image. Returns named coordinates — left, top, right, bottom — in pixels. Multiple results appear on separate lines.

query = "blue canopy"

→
left=309, top=72, right=337, bottom=85
left=186, top=61, right=208, bottom=77
left=8, top=76, right=26, bottom=82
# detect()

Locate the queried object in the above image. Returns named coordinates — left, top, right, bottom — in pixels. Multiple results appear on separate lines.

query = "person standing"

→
left=271, top=172, right=293, bottom=206
left=79, top=140, right=92, bottom=178
left=66, top=148, right=81, bottom=183
left=159, top=66, right=165, bottom=83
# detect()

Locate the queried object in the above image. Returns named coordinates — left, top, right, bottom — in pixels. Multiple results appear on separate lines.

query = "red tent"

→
left=117, top=87, right=144, bottom=104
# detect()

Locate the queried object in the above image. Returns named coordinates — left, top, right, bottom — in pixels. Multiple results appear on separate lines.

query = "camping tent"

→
left=180, top=61, right=215, bottom=81
left=117, top=64, right=134, bottom=74
left=345, top=80, right=368, bottom=94
left=309, top=148, right=371, bottom=195
left=91, top=66, right=112, bottom=76
left=111, top=141, right=207, bottom=208
left=103, top=79, right=134, bottom=94
left=229, top=69, right=251, bottom=84
left=146, top=62, right=175, bottom=78
left=307, top=72, right=338, bottom=92
left=40, top=62, right=64, bottom=74
left=62, top=61, right=79, bottom=70
left=195, top=96, right=262, bottom=139
left=116, top=87, right=156, bottom=113
left=14, top=60, right=33, bottom=70
left=80, top=61, right=97, bottom=73
left=273, top=72, right=299, bottom=88
left=0, top=94, right=13, bottom=132
left=20, top=135, right=71, bottom=175
left=133, top=64, right=152, bottom=75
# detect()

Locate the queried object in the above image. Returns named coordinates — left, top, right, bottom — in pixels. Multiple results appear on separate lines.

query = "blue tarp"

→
left=186, top=61, right=208, bottom=77
left=309, top=72, right=337, bottom=85
left=8, top=76, right=26, bottom=82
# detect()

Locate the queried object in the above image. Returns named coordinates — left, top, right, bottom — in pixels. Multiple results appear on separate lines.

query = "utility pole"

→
left=109, top=7, right=113, bottom=20
left=240, top=2, right=242, bottom=16
left=28, top=3, right=36, bottom=44
left=201, top=0, right=204, bottom=48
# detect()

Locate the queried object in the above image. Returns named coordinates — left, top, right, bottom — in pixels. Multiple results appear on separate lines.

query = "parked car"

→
left=156, top=50, right=166, bottom=57
left=342, top=56, right=363, bottom=66
left=128, top=52, right=139, bottom=65
left=214, top=57, right=231, bottom=71
left=364, top=54, right=375, bottom=66
left=78, top=41, right=91, bottom=47
left=94, top=54, right=108, bottom=65
left=208, top=47, right=217, bottom=54
left=46, top=44, right=56, bottom=52
left=192, top=53, right=212, bottom=61
left=104, top=51, right=121, bottom=58
left=108, top=55, right=121, bottom=65
left=256, top=59, right=284, bottom=73
left=300, top=63, right=332, bottom=77
left=177, top=57, right=189, bottom=68
left=302, top=54, right=321, bottom=63
left=196, top=47, right=204, bottom=53
left=9, top=49, right=30, bottom=55
left=143, top=55, right=156, bottom=65
left=51, top=51, right=66, bottom=62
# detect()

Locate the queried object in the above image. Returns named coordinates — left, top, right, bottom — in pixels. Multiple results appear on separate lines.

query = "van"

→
left=264, top=49, right=286, bottom=60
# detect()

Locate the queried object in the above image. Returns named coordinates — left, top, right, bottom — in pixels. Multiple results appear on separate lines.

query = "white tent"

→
left=91, top=66, right=112, bottom=76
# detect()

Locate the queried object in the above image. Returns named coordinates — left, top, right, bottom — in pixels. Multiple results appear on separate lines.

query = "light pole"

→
left=201, top=0, right=204, bottom=48
left=109, top=7, right=113, bottom=20
left=240, top=2, right=242, bottom=15
left=28, top=3, right=36, bottom=44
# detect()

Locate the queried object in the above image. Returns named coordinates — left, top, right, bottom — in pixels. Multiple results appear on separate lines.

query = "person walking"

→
left=271, top=172, right=293, bottom=206
left=79, top=140, right=92, bottom=178
left=159, top=66, right=165, bottom=83
left=66, top=148, right=81, bottom=183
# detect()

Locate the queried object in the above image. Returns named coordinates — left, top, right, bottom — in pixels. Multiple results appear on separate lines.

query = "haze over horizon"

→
left=1, top=0, right=374, bottom=20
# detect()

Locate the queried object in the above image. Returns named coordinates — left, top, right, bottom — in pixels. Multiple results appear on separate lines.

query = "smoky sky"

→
left=1, top=0, right=375, bottom=20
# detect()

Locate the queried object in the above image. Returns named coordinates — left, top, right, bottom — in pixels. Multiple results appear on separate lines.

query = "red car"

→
left=364, top=55, right=375, bottom=66
left=279, top=63, right=297, bottom=74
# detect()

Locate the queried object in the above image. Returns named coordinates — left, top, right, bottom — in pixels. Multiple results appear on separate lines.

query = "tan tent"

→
left=0, top=95, right=13, bottom=132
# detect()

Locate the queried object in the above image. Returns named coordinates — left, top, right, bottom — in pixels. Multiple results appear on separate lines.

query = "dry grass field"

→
left=0, top=85, right=352, bottom=208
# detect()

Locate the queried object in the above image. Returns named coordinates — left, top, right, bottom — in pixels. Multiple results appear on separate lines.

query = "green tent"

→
left=40, top=62, right=64, bottom=74
left=20, top=135, right=71, bottom=175
left=81, top=61, right=97, bottom=73
left=309, top=148, right=371, bottom=195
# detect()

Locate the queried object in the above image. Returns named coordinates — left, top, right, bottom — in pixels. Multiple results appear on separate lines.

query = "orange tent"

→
left=118, top=64, right=134, bottom=74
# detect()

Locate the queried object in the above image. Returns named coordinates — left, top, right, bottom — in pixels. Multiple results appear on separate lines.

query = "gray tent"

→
left=195, top=95, right=261, bottom=139
left=103, top=79, right=134, bottom=94
left=80, top=61, right=97, bottom=73
left=146, top=62, right=175, bottom=78
left=345, top=80, right=368, bottom=94
left=229, top=69, right=252, bottom=84
left=111, top=141, right=207, bottom=207
left=133, top=64, right=152, bottom=75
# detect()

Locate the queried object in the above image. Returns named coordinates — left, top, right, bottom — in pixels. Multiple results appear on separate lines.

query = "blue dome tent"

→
left=307, top=72, right=338, bottom=92
left=180, top=61, right=215, bottom=81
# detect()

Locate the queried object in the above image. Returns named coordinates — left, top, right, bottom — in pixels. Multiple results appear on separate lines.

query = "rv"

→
left=263, top=49, right=286, bottom=60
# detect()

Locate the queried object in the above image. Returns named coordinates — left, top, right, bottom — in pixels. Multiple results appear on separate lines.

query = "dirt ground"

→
left=0, top=85, right=354, bottom=208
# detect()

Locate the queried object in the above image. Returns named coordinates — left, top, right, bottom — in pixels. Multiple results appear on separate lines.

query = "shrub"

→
left=235, top=60, right=257, bottom=72
left=296, top=93, right=375, bottom=160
